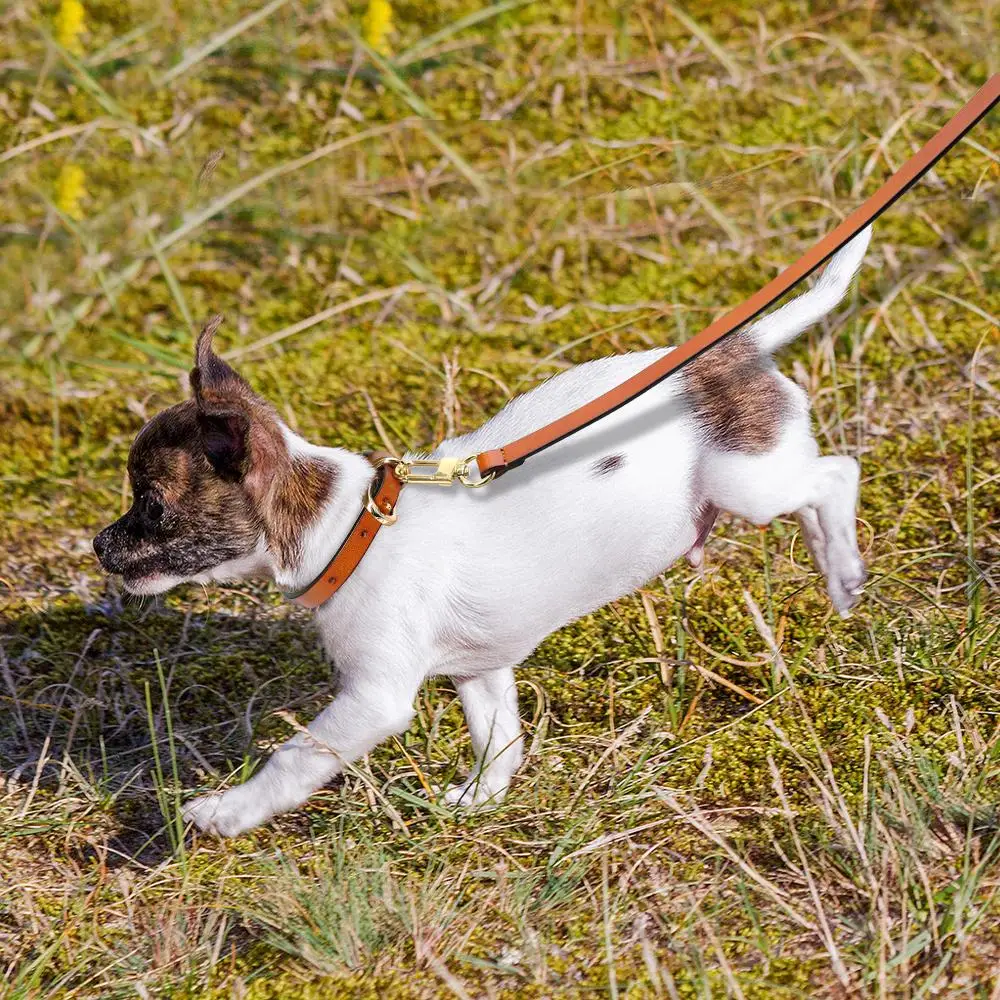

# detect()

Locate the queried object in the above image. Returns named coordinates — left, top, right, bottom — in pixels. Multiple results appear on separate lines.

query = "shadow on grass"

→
left=0, top=590, right=335, bottom=864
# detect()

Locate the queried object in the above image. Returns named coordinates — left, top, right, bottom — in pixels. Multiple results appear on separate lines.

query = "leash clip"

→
left=394, top=456, right=495, bottom=489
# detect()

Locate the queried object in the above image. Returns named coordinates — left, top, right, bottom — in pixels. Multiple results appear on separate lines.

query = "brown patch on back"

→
left=592, top=454, right=626, bottom=477
left=682, top=332, right=788, bottom=454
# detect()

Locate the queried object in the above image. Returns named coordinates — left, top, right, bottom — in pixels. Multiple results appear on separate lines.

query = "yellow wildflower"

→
left=54, top=0, right=87, bottom=54
left=55, top=163, right=87, bottom=220
left=362, top=0, right=394, bottom=56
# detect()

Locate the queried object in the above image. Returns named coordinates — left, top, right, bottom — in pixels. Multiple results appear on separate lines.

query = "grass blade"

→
left=158, top=0, right=293, bottom=85
left=663, top=3, right=743, bottom=84
left=395, top=0, right=535, bottom=65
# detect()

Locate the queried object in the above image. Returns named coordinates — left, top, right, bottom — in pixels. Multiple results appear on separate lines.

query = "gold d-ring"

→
left=365, top=479, right=397, bottom=525
left=457, top=457, right=495, bottom=488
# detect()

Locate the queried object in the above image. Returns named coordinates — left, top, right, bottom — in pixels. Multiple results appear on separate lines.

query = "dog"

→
left=93, top=227, right=871, bottom=836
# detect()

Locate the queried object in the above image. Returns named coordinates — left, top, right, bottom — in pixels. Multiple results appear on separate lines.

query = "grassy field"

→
left=1, top=1, right=999, bottom=996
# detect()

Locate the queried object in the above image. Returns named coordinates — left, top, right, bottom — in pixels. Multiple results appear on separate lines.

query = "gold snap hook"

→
left=389, top=455, right=495, bottom=488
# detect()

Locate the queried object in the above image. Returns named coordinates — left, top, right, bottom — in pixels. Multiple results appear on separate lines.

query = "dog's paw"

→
left=183, top=789, right=260, bottom=838
left=828, top=559, right=868, bottom=617
left=443, top=779, right=507, bottom=810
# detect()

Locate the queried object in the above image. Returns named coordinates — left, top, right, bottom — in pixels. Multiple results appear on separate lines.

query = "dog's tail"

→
left=745, top=225, right=871, bottom=356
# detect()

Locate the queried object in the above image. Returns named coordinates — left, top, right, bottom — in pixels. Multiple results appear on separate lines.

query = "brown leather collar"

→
left=288, top=75, right=998, bottom=610
left=286, top=459, right=404, bottom=608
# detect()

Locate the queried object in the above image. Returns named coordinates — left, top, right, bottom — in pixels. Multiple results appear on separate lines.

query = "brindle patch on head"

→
left=128, top=426, right=195, bottom=509
left=123, top=401, right=334, bottom=578
left=592, top=454, right=626, bottom=477
left=95, top=320, right=340, bottom=586
left=682, top=332, right=788, bottom=454
left=186, top=316, right=337, bottom=571
left=156, top=450, right=193, bottom=508
left=98, top=399, right=265, bottom=584
left=267, top=459, right=335, bottom=569
left=128, top=402, right=207, bottom=511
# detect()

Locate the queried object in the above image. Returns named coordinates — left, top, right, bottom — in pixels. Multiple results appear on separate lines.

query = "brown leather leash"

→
left=288, top=74, right=999, bottom=609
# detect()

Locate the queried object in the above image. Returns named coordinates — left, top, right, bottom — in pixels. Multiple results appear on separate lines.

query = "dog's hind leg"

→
left=445, top=667, right=523, bottom=808
left=799, top=455, right=866, bottom=615
left=795, top=504, right=828, bottom=576
left=704, top=440, right=866, bottom=616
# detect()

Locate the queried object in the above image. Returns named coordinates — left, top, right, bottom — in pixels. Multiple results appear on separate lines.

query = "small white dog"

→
left=93, top=228, right=871, bottom=836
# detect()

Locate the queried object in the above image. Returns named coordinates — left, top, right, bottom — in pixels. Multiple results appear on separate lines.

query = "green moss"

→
left=2, top=0, right=998, bottom=996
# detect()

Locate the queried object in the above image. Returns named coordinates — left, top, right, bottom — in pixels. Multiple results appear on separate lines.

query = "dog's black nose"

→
left=92, top=530, right=108, bottom=563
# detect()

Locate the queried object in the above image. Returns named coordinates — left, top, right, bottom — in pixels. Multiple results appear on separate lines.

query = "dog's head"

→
left=93, top=317, right=334, bottom=595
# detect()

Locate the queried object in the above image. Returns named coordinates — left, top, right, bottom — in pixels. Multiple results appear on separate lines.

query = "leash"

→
left=288, top=74, right=999, bottom=609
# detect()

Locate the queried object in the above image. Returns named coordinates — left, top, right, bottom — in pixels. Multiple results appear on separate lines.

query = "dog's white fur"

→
left=179, top=229, right=871, bottom=836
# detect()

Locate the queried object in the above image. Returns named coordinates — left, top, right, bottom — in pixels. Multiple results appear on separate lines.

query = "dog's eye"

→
left=145, top=496, right=164, bottom=523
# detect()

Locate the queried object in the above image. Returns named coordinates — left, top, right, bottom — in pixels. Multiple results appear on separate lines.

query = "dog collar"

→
left=285, top=459, right=405, bottom=608
left=285, top=75, right=998, bottom=611
left=286, top=455, right=493, bottom=608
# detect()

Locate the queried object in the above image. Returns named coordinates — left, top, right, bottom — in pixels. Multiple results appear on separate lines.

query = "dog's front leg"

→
left=445, top=667, right=523, bottom=808
left=184, top=678, right=417, bottom=837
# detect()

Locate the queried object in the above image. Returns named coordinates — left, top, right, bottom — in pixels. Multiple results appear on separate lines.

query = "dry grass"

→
left=1, top=0, right=999, bottom=997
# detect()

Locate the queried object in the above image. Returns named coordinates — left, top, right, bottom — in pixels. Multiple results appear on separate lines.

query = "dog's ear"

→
left=197, top=409, right=251, bottom=479
left=191, top=314, right=248, bottom=398
left=190, top=316, right=255, bottom=479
